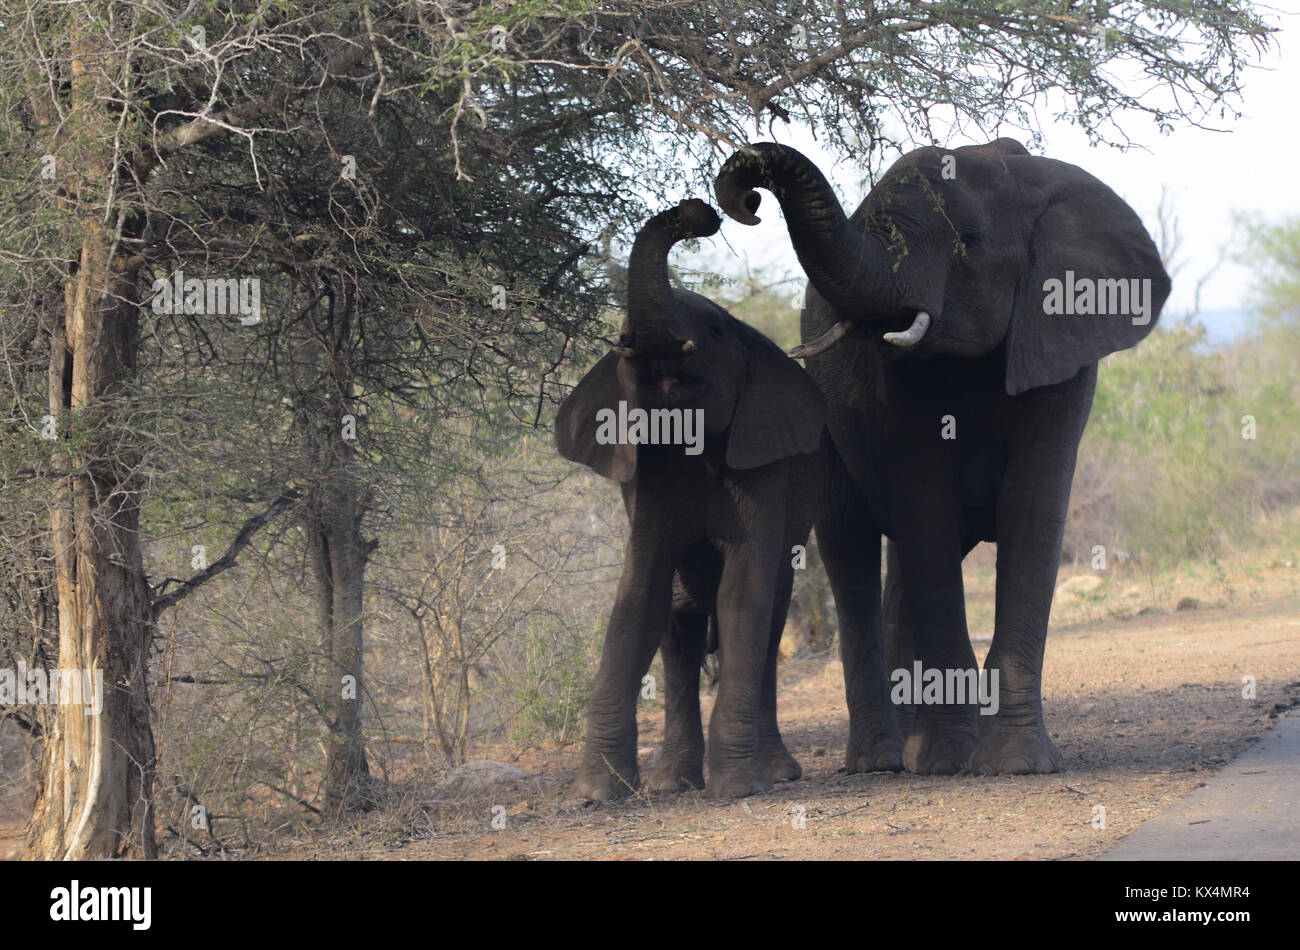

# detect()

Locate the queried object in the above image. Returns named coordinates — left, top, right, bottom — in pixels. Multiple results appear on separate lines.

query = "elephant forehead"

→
left=877, top=159, right=945, bottom=191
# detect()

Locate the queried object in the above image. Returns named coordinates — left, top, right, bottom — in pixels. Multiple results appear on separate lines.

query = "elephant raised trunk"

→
left=714, top=143, right=896, bottom=329
left=622, top=198, right=722, bottom=357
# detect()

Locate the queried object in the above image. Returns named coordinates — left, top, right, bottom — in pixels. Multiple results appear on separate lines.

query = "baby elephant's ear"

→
left=555, top=351, right=636, bottom=481
left=726, top=324, right=826, bottom=470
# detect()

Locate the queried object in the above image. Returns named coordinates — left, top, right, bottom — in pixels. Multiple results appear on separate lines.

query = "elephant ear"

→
left=554, top=351, right=636, bottom=482
left=726, top=321, right=826, bottom=470
left=1005, top=159, right=1171, bottom=396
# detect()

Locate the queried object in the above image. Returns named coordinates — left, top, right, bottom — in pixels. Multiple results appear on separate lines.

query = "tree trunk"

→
left=25, top=217, right=156, bottom=860
left=302, top=283, right=373, bottom=816
left=316, top=482, right=372, bottom=816
left=23, top=20, right=157, bottom=856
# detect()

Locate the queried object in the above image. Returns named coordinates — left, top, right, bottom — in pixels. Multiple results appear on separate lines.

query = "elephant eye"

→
left=960, top=228, right=980, bottom=247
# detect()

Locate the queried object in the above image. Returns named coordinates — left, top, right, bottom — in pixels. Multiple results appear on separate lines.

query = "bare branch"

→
left=149, top=491, right=299, bottom=618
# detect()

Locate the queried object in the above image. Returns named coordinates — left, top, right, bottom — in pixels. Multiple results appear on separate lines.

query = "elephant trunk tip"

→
left=716, top=144, right=782, bottom=226
left=718, top=187, right=762, bottom=226
left=675, top=198, right=722, bottom=239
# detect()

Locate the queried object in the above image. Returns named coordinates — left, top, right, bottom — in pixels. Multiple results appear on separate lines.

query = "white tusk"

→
left=789, top=320, right=854, bottom=360
left=882, top=311, right=931, bottom=347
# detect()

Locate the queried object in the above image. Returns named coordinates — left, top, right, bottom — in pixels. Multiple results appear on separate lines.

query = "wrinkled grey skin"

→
left=555, top=199, right=828, bottom=800
left=715, top=140, right=1170, bottom=775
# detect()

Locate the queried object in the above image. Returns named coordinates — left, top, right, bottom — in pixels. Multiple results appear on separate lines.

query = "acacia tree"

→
left=0, top=0, right=1273, bottom=857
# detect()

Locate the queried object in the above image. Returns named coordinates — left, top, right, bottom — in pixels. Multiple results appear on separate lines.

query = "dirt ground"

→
left=3, top=556, right=1298, bottom=861
left=284, top=557, right=1300, bottom=861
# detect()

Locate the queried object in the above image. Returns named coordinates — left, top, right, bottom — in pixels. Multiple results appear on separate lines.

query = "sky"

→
left=680, top=2, right=1300, bottom=327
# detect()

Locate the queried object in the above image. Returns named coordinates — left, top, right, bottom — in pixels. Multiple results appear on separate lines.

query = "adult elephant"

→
left=714, top=139, right=1169, bottom=775
left=555, top=199, right=828, bottom=800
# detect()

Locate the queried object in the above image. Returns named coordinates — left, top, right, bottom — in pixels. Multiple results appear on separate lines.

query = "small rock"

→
left=811, top=746, right=827, bottom=757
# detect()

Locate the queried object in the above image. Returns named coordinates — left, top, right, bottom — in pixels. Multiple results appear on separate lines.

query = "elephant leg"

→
left=647, top=612, right=707, bottom=792
left=758, top=567, right=801, bottom=783
left=706, top=540, right=781, bottom=799
left=881, top=538, right=915, bottom=736
left=891, top=526, right=980, bottom=775
left=576, top=533, right=674, bottom=801
left=885, top=535, right=982, bottom=740
left=817, top=468, right=902, bottom=773
left=971, top=373, right=1094, bottom=774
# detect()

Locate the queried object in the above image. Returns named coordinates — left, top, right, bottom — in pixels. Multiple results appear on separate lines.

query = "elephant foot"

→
left=845, top=734, right=904, bottom=773
left=646, top=745, right=705, bottom=793
left=760, top=736, right=802, bottom=783
left=704, top=761, right=774, bottom=800
left=969, top=718, right=1062, bottom=775
left=845, top=714, right=905, bottom=773
left=902, top=713, right=977, bottom=775
left=575, top=751, right=640, bottom=802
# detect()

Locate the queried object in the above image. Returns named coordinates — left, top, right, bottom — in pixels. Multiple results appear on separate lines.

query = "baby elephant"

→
left=555, top=198, right=828, bottom=800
